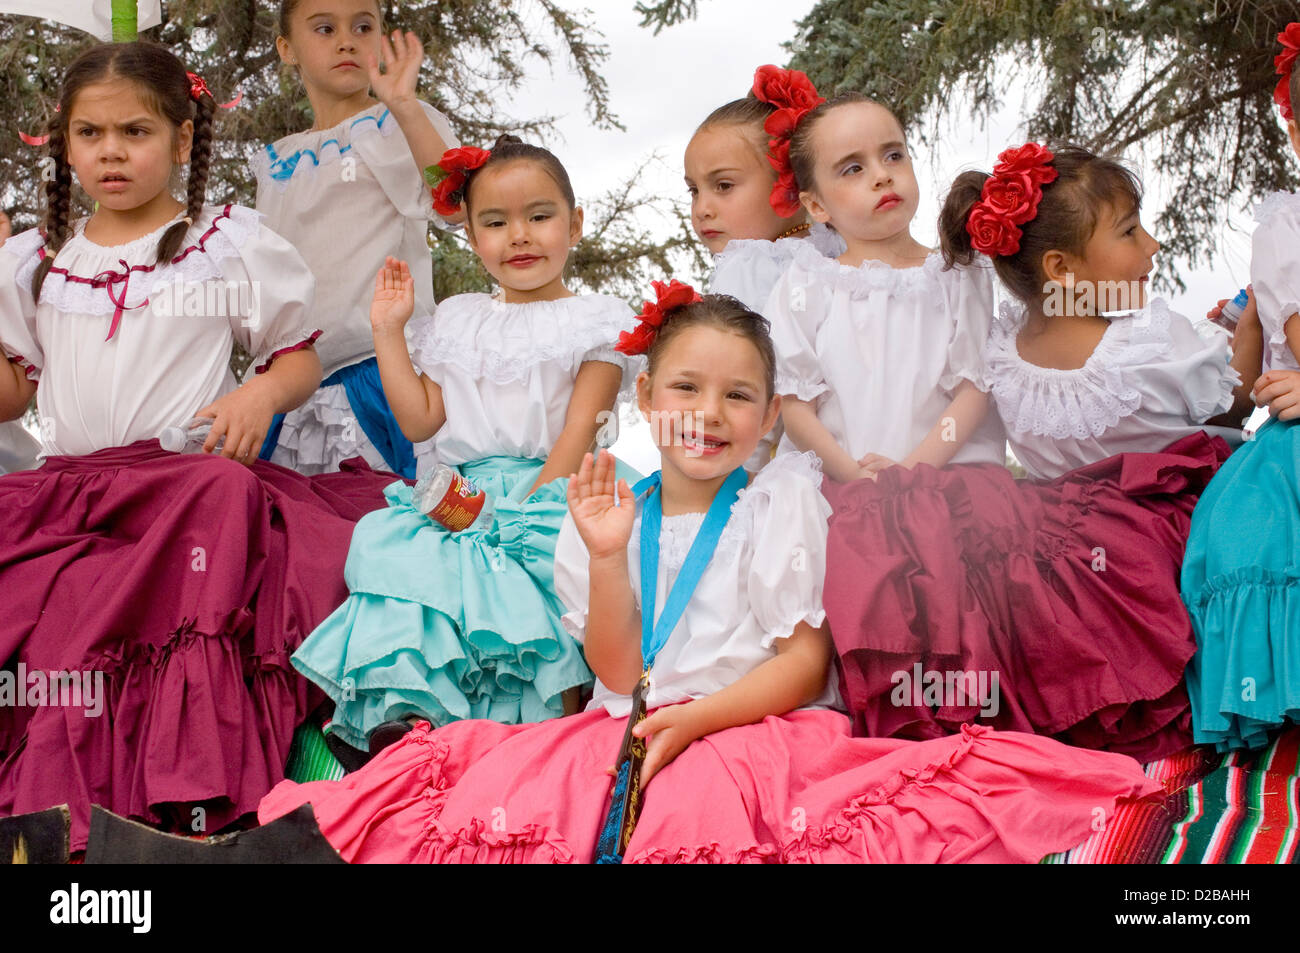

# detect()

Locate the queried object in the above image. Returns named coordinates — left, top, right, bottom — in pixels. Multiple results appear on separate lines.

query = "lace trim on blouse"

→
left=985, top=298, right=1174, bottom=440
left=786, top=239, right=985, bottom=299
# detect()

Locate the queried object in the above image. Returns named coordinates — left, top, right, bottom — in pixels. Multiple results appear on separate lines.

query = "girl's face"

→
left=66, top=78, right=191, bottom=215
left=637, top=324, right=780, bottom=485
left=277, top=0, right=382, bottom=99
left=799, top=101, right=919, bottom=244
left=685, top=125, right=792, bottom=255
left=1054, top=200, right=1160, bottom=312
left=465, top=160, right=583, bottom=303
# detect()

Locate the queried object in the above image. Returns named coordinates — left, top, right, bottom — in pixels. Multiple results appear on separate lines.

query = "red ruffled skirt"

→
left=0, top=440, right=399, bottom=850
left=822, top=432, right=1230, bottom=762
left=259, top=710, right=1162, bottom=863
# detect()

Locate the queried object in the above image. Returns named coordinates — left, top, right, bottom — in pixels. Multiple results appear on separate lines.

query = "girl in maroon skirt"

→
left=0, top=43, right=396, bottom=850
left=818, top=143, right=1263, bottom=761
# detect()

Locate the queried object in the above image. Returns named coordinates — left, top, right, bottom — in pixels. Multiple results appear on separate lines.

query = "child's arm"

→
left=1208, top=288, right=1263, bottom=425
left=781, top=397, right=872, bottom=483
left=0, top=357, right=35, bottom=422
left=196, top=346, right=322, bottom=462
left=527, top=361, right=622, bottom=497
left=370, top=257, right=446, bottom=442
left=367, top=31, right=465, bottom=228
left=1252, top=369, right=1300, bottom=420
left=899, top=380, right=990, bottom=470
left=633, top=620, right=832, bottom=788
left=567, top=449, right=643, bottom=693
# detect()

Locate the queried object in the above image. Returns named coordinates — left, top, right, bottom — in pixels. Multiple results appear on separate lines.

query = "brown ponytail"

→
left=937, top=170, right=991, bottom=269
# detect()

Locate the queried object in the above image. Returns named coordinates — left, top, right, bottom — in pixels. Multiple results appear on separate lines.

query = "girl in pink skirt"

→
left=259, top=287, right=1162, bottom=863
left=0, top=42, right=397, bottom=851
left=817, top=139, right=1262, bottom=761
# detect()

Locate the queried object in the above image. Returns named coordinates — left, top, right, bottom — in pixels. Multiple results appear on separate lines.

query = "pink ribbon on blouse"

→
left=93, top=259, right=149, bottom=341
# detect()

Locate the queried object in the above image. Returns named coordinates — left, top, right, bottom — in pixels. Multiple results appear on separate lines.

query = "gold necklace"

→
left=776, top=222, right=812, bottom=239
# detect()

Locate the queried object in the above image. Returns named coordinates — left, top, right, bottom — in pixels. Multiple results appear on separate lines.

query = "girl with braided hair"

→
left=0, top=41, right=397, bottom=852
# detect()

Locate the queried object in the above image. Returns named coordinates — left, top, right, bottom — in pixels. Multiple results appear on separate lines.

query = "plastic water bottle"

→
left=413, top=464, right=495, bottom=532
left=159, top=418, right=224, bottom=454
left=1212, top=288, right=1249, bottom=333
left=1244, top=404, right=1272, bottom=441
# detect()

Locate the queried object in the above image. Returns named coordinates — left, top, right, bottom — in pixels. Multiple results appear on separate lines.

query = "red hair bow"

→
left=965, top=143, right=1059, bottom=258
left=752, top=65, right=825, bottom=217
left=425, top=146, right=493, bottom=217
left=616, top=280, right=703, bottom=356
left=1275, top=22, right=1300, bottom=121
left=187, top=72, right=212, bottom=102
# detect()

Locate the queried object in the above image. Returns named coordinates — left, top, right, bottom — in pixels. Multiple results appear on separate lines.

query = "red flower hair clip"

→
left=1275, top=22, right=1300, bottom=122
left=752, top=65, right=825, bottom=217
left=425, top=146, right=493, bottom=217
left=615, top=280, right=703, bottom=356
left=966, top=143, right=1059, bottom=258
left=187, top=72, right=212, bottom=102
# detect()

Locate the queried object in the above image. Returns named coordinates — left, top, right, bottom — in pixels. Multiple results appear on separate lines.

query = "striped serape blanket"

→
left=285, top=721, right=1300, bottom=863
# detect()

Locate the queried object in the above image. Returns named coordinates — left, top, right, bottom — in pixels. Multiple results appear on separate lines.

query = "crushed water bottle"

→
left=159, top=418, right=224, bottom=454
left=414, top=464, right=495, bottom=532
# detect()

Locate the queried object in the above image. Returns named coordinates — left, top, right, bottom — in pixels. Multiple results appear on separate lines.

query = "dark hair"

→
left=1291, top=68, right=1299, bottom=126
left=788, top=92, right=890, bottom=194
left=646, top=293, right=777, bottom=402
left=32, top=42, right=216, bottom=302
left=278, top=0, right=382, bottom=38
left=696, top=95, right=774, bottom=159
left=938, top=144, right=1143, bottom=306
left=462, top=134, right=576, bottom=214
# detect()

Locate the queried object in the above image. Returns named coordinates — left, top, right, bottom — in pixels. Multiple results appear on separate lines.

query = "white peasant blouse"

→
left=554, top=450, right=841, bottom=718
left=984, top=298, right=1242, bottom=481
left=1251, top=190, right=1300, bottom=374
left=0, top=204, right=320, bottom=458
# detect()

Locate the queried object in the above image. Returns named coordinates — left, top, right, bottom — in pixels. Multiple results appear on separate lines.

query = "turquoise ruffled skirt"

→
left=1182, top=417, right=1300, bottom=751
left=293, top=456, right=634, bottom=750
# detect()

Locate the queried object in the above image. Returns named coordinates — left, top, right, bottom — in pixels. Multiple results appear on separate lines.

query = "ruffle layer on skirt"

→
left=269, top=381, right=391, bottom=476
left=1183, top=417, right=1300, bottom=751
left=822, top=432, right=1230, bottom=762
left=258, top=710, right=1163, bottom=863
left=0, top=441, right=397, bottom=850
left=291, top=457, right=617, bottom=749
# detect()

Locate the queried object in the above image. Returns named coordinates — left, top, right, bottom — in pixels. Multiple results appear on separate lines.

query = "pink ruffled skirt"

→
left=259, top=708, right=1162, bottom=863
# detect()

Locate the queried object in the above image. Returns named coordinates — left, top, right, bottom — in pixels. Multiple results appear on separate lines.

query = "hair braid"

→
left=31, top=123, right=74, bottom=302
left=156, top=90, right=215, bottom=263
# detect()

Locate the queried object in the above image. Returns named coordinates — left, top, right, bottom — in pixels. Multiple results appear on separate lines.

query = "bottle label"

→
left=427, top=472, right=487, bottom=532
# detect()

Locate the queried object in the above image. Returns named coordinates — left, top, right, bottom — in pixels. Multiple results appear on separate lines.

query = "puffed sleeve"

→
left=577, top=297, right=643, bottom=404
left=938, top=256, right=996, bottom=394
left=743, top=452, right=830, bottom=647
left=0, top=228, right=47, bottom=382
left=1251, top=201, right=1300, bottom=371
left=205, top=206, right=322, bottom=377
left=1162, top=305, right=1239, bottom=423
left=767, top=261, right=830, bottom=404
left=708, top=240, right=792, bottom=312
left=554, top=512, right=593, bottom=644
left=352, top=100, right=461, bottom=227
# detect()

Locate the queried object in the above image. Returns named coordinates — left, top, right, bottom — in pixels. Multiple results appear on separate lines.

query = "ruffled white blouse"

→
left=554, top=450, right=841, bottom=717
left=984, top=298, right=1242, bottom=481
left=407, top=292, right=639, bottom=468
left=709, top=224, right=845, bottom=473
left=1251, top=190, right=1300, bottom=374
left=253, top=101, right=459, bottom=378
left=0, top=205, right=320, bottom=458
left=765, top=242, right=1006, bottom=465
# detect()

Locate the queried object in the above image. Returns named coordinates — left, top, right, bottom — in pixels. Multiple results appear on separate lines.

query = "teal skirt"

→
left=292, top=456, right=636, bottom=749
left=1182, top=417, right=1300, bottom=751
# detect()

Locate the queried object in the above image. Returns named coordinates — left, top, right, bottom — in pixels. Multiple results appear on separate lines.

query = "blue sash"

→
left=594, top=466, right=748, bottom=863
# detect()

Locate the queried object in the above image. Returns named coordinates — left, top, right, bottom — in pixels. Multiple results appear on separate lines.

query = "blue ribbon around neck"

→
left=632, top=466, right=748, bottom=672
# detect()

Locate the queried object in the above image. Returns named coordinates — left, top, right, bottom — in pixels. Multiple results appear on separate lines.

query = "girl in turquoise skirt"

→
left=292, top=135, right=640, bottom=757
left=1182, top=24, right=1300, bottom=751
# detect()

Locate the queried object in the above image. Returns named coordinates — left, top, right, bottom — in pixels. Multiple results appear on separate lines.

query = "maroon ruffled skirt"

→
left=822, top=431, right=1230, bottom=762
left=0, top=441, right=399, bottom=850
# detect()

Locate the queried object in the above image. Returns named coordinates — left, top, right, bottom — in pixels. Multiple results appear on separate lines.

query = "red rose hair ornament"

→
left=615, top=280, right=703, bottom=356
left=751, top=65, right=825, bottom=217
left=1275, top=22, right=1300, bottom=122
left=425, top=146, right=493, bottom=217
left=965, top=143, right=1059, bottom=258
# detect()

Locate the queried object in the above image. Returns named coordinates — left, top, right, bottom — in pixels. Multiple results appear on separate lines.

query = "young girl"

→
left=0, top=42, right=397, bottom=851
left=290, top=137, right=640, bottom=756
left=764, top=93, right=1007, bottom=480
left=686, top=66, right=844, bottom=471
left=259, top=289, right=1163, bottom=864
left=254, top=0, right=459, bottom=477
left=825, top=141, right=1260, bottom=761
left=1181, top=21, right=1300, bottom=751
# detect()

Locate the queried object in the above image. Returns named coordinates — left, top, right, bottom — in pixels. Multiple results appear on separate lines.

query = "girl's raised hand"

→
left=367, top=30, right=424, bottom=109
left=566, top=449, right=635, bottom=560
left=370, top=256, right=415, bottom=335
